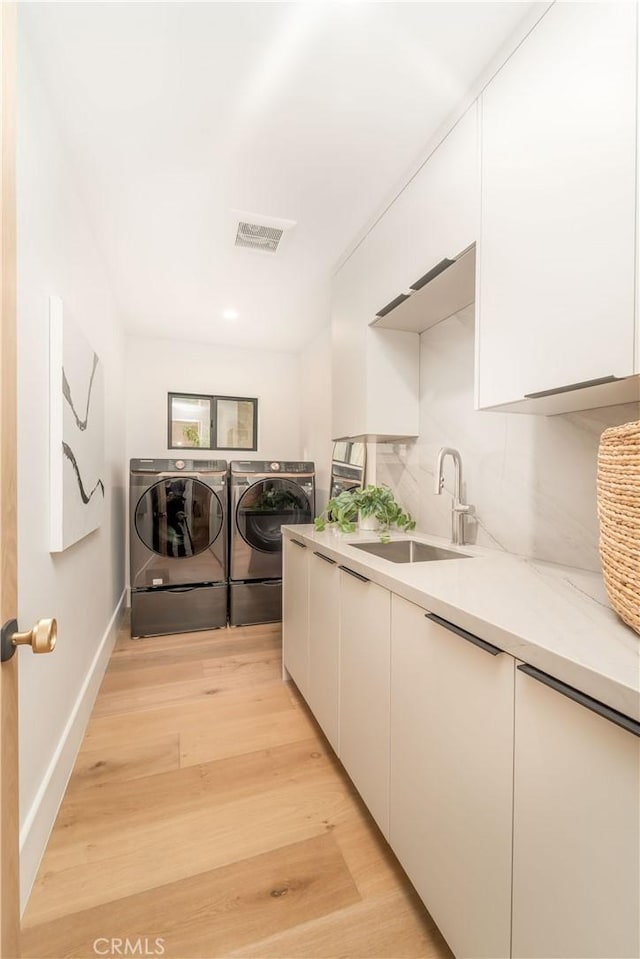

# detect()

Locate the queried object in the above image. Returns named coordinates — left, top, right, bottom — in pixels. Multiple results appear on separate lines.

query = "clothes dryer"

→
left=229, top=460, right=314, bottom=626
left=130, top=458, right=228, bottom=637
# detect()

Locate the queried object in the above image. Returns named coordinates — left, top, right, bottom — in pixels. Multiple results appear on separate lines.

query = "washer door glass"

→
left=237, top=479, right=311, bottom=553
left=135, top=478, right=223, bottom=558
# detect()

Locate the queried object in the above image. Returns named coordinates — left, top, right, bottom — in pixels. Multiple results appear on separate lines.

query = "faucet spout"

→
left=434, top=447, right=472, bottom=546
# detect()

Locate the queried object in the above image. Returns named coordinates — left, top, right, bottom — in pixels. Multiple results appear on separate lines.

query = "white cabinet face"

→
left=406, top=102, right=478, bottom=285
left=367, top=101, right=478, bottom=319
left=331, top=245, right=369, bottom=440
left=339, top=569, right=391, bottom=836
left=282, top=537, right=309, bottom=696
left=478, top=2, right=637, bottom=409
left=389, top=596, right=514, bottom=959
left=512, top=667, right=640, bottom=959
left=308, top=550, right=340, bottom=753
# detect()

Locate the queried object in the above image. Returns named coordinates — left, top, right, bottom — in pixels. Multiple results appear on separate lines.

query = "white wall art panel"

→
left=49, top=295, right=105, bottom=551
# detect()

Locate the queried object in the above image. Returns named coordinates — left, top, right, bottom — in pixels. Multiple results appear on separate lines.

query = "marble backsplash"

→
left=376, top=305, right=640, bottom=572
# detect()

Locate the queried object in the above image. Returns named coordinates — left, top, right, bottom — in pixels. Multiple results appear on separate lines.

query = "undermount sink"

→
left=352, top=540, right=471, bottom=564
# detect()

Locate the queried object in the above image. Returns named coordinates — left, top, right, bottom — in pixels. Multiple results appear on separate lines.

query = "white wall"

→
left=376, top=306, right=640, bottom=572
left=299, top=324, right=333, bottom=515
left=17, top=24, right=126, bottom=909
left=125, top=335, right=302, bottom=466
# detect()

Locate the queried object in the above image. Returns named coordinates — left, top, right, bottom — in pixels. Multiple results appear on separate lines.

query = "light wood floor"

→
left=21, top=618, right=453, bottom=959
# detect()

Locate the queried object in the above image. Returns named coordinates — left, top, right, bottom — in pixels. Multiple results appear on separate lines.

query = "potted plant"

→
left=314, top=484, right=415, bottom=542
left=354, top=484, right=415, bottom=539
left=314, top=489, right=359, bottom=534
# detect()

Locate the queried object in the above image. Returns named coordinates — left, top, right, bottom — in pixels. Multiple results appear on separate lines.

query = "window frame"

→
left=167, top=391, right=258, bottom=452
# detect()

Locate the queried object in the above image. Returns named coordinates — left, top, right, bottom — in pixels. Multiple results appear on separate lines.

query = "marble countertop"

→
left=282, top=524, right=640, bottom=722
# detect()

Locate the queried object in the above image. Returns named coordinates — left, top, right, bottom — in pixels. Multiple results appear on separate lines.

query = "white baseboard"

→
left=19, top=588, right=126, bottom=913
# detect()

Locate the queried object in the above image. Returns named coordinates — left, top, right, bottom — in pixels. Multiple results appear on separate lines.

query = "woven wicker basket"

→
left=597, top=420, right=640, bottom=635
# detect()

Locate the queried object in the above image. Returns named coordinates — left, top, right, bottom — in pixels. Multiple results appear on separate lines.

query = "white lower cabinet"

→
left=339, top=565, right=391, bottom=837
left=512, top=665, right=640, bottom=959
left=307, top=549, right=340, bottom=753
left=389, top=595, right=515, bottom=959
left=284, top=545, right=640, bottom=959
left=282, top=536, right=309, bottom=696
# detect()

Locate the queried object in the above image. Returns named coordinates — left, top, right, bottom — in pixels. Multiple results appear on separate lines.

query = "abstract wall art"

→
left=49, top=295, right=105, bottom=552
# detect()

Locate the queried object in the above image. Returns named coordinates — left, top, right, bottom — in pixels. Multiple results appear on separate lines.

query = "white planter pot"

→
left=358, top=512, right=380, bottom=531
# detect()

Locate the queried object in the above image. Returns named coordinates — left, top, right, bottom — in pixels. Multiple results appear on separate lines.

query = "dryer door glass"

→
left=237, top=479, right=311, bottom=553
left=135, top=478, right=223, bottom=558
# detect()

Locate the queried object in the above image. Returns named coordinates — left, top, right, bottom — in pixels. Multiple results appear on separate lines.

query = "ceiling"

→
left=20, top=2, right=539, bottom=353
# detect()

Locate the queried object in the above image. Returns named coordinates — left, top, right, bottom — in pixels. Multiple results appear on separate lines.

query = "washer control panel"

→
left=231, top=461, right=314, bottom=474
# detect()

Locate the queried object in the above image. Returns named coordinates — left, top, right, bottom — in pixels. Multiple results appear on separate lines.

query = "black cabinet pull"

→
left=339, top=565, right=370, bottom=584
left=425, top=612, right=502, bottom=656
left=290, top=538, right=307, bottom=549
left=313, top=551, right=336, bottom=565
left=410, top=257, right=455, bottom=291
left=524, top=374, right=622, bottom=400
left=517, top=664, right=640, bottom=738
left=375, top=293, right=411, bottom=318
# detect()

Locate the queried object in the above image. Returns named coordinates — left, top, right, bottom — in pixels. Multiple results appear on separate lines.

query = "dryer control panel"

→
left=130, top=458, right=228, bottom=474
left=230, top=461, right=314, bottom=474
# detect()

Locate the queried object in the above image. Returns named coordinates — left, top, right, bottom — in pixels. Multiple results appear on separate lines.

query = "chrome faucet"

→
left=434, top=447, right=473, bottom=546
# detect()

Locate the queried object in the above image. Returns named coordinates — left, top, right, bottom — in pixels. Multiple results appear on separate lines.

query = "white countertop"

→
left=282, top=524, right=640, bottom=722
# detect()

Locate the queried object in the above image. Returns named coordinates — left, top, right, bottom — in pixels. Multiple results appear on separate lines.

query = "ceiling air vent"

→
left=230, top=211, right=296, bottom=255
left=235, top=221, right=284, bottom=253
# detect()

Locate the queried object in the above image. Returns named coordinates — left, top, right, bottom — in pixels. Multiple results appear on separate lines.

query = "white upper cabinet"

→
left=331, top=103, right=479, bottom=438
left=477, top=2, right=638, bottom=412
left=373, top=104, right=478, bottom=335
left=405, top=103, right=478, bottom=288
left=331, top=234, right=419, bottom=441
left=369, top=103, right=478, bottom=318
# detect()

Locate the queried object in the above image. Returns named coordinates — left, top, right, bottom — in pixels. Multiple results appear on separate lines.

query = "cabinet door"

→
left=339, top=568, right=391, bottom=836
left=331, top=239, right=419, bottom=440
left=282, top=536, right=309, bottom=697
left=308, top=551, right=340, bottom=753
left=478, top=2, right=637, bottom=409
left=331, top=243, right=369, bottom=441
left=406, top=102, right=478, bottom=283
left=513, top=666, right=640, bottom=959
left=390, top=596, right=514, bottom=959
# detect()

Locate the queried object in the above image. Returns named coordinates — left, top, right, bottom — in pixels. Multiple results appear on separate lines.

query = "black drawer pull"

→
left=313, top=551, right=336, bottom=565
left=524, top=374, right=621, bottom=400
left=410, top=257, right=455, bottom=291
left=339, top=565, right=370, bottom=584
left=425, top=612, right=502, bottom=656
left=518, top=664, right=640, bottom=737
left=290, top=538, right=307, bottom=549
left=375, top=292, right=411, bottom=318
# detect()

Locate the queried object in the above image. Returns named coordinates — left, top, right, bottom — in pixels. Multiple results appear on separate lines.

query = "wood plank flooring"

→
left=21, top=618, right=453, bottom=959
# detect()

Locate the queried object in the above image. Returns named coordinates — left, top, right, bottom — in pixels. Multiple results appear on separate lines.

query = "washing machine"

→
left=130, top=458, right=228, bottom=637
left=229, top=460, right=315, bottom=626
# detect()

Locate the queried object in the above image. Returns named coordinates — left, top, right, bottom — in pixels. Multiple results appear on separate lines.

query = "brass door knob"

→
left=1, top=618, right=57, bottom=661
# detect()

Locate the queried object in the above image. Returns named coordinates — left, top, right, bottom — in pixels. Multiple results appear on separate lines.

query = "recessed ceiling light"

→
left=222, top=308, right=238, bottom=321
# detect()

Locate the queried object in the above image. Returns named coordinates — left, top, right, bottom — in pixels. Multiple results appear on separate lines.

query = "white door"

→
left=0, top=8, right=20, bottom=952
left=1, top=10, right=56, bottom=954
left=478, top=2, right=637, bottom=408
left=390, top=596, right=514, bottom=959
left=512, top=665, right=640, bottom=959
